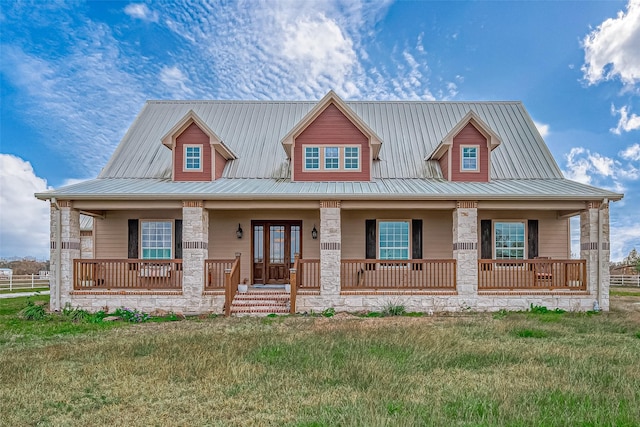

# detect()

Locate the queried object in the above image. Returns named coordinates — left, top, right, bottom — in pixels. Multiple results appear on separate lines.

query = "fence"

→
left=0, top=274, right=50, bottom=291
left=610, top=275, right=640, bottom=287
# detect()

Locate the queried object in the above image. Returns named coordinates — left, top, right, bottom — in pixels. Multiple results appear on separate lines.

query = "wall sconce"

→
left=311, top=225, right=318, bottom=240
left=236, top=223, right=243, bottom=239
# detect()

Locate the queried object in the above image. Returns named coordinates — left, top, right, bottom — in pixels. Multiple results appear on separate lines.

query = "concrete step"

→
left=229, top=291, right=291, bottom=316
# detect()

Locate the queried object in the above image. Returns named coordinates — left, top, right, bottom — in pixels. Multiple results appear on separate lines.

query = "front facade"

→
left=37, top=92, right=622, bottom=315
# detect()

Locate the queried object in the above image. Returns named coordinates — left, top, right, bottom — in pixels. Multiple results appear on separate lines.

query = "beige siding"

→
left=94, top=210, right=182, bottom=258
left=478, top=211, right=569, bottom=258
left=208, top=210, right=321, bottom=284
left=341, top=210, right=453, bottom=259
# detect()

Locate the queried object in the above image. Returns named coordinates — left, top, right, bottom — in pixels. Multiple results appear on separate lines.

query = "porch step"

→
left=230, top=290, right=291, bottom=316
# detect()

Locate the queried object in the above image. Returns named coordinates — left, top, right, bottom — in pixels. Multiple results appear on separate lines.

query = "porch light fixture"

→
left=311, top=225, right=318, bottom=240
left=236, top=223, right=243, bottom=239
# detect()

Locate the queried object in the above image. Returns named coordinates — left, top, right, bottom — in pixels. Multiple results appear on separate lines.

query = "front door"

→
left=252, top=221, right=301, bottom=284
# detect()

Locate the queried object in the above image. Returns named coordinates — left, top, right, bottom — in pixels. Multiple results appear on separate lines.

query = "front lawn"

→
left=1, top=295, right=639, bottom=426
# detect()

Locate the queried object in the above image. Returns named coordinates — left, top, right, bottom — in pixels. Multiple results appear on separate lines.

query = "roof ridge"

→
left=145, top=99, right=524, bottom=105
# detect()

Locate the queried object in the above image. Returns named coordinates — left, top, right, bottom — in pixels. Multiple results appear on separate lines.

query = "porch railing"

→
left=478, top=259, right=587, bottom=290
left=205, top=259, right=236, bottom=290
left=224, top=254, right=241, bottom=317
left=298, top=259, right=320, bottom=290
left=73, top=259, right=183, bottom=290
left=341, top=259, right=457, bottom=290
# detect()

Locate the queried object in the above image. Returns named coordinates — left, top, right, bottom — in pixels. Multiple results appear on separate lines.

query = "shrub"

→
left=114, top=307, right=150, bottom=323
left=321, top=307, right=335, bottom=318
left=530, top=304, right=565, bottom=314
left=19, top=299, right=47, bottom=321
left=382, top=303, right=406, bottom=317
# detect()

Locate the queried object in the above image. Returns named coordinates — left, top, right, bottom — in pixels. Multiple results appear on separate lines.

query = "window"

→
left=379, top=221, right=410, bottom=260
left=325, top=147, right=339, bottom=169
left=141, top=221, right=172, bottom=259
left=461, top=146, right=478, bottom=171
left=305, top=147, right=319, bottom=170
left=184, top=145, right=202, bottom=170
left=494, top=222, right=525, bottom=259
left=344, top=146, right=359, bottom=169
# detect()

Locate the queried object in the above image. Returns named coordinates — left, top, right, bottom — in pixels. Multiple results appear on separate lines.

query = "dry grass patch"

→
left=1, top=296, right=640, bottom=425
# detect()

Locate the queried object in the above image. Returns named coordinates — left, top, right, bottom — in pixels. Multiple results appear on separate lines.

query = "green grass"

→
left=0, top=286, right=49, bottom=294
left=611, top=290, right=640, bottom=297
left=1, top=296, right=639, bottom=426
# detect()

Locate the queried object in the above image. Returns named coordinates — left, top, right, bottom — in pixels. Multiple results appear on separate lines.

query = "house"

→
left=36, top=91, right=622, bottom=315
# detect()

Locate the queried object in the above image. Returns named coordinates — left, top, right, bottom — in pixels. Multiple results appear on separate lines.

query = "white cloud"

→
left=533, top=120, right=550, bottom=138
left=611, top=105, right=640, bottom=134
left=582, top=0, right=640, bottom=87
left=563, top=146, right=639, bottom=189
left=0, top=155, right=51, bottom=259
left=620, top=143, right=640, bottom=160
left=159, top=65, right=194, bottom=97
left=124, top=3, right=158, bottom=23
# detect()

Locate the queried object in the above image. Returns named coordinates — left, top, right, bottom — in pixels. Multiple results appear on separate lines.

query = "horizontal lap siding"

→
left=208, top=210, right=321, bottom=285
left=341, top=210, right=453, bottom=259
left=451, top=123, right=489, bottom=182
left=478, top=211, right=569, bottom=258
left=214, top=150, right=227, bottom=180
left=94, top=210, right=182, bottom=258
left=174, top=123, right=213, bottom=181
left=439, top=150, right=449, bottom=180
left=294, top=104, right=370, bottom=181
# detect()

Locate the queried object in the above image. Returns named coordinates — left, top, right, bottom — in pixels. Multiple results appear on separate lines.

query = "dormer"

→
left=281, top=91, right=382, bottom=182
left=161, top=110, right=236, bottom=182
left=428, top=110, right=501, bottom=182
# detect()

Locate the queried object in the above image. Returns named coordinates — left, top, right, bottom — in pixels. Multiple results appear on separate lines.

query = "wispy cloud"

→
left=533, top=120, right=550, bottom=138
left=124, top=3, right=159, bottom=23
left=582, top=0, right=640, bottom=88
left=620, top=143, right=640, bottom=161
left=611, top=104, right=640, bottom=134
left=563, top=146, right=639, bottom=194
left=159, top=66, right=194, bottom=97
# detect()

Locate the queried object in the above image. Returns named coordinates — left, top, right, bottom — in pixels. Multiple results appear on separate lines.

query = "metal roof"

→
left=37, top=178, right=623, bottom=201
left=79, top=214, right=93, bottom=231
left=99, top=100, right=564, bottom=180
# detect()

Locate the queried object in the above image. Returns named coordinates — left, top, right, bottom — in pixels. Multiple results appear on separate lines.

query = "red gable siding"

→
left=214, top=149, right=226, bottom=180
left=438, top=150, right=449, bottom=180
left=450, top=123, right=489, bottom=182
left=293, top=103, right=370, bottom=181
left=174, top=122, right=213, bottom=182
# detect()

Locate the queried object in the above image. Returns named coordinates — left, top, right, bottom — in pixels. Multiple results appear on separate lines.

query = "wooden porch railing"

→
left=478, top=259, right=587, bottom=290
left=224, top=254, right=241, bottom=317
left=73, top=259, right=183, bottom=290
left=298, top=259, right=320, bottom=290
left=341, top=259, right=456, bottom=290
left=205, top=259, right=236, bottom=290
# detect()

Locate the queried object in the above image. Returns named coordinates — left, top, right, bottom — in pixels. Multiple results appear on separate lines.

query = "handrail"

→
left=478, top=259, right=587, bottom=290
left=297, top=258, right=320, bottom=290
left=224, top=253, right=241, bottom=316
left=205, top=259, right=236, bottom=289
left=290, top=254, right=300, bottom=314
left=73, top=259, right=183, bottom=290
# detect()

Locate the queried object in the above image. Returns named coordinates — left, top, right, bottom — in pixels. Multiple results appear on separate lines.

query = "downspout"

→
left=596, top=198, right=608, bottom=310
left=52, top=197, right=62, bottom=312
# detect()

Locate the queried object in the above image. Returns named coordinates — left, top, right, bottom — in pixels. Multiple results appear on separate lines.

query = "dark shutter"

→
left=412, top=219, right=423, bottom=259
left=174, top=219, right=183, bottom=259
left=528, top=220, right=539, bottom=259
left=128, top=219, right=139, bottom=259
left=365, top=220, right=376, bottom=259
left=480, top=220, right=492, bottom=259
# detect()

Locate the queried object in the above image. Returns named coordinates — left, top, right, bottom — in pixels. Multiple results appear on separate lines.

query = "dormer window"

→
left=184, top=145, right=202, bottom=171
left=325, top=147, right=339, bottom=169
left=303, top=145, right=362, bottom=172
left=345, top=147, right=359, bottom=169
left=461, top=146, right=478, bottom=171
left=305, top=147, right=319, bottom=170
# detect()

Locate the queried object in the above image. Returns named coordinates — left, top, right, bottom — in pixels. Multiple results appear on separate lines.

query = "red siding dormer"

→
left=161, top=110, right=237, bottom=182
left=450, top=123, right=489, bottom=182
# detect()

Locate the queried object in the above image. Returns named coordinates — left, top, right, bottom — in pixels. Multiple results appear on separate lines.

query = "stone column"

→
left=580, top=201, right=609, bottom=310
left=453, top=201, right=478, bottom=299
left=182, top=201, right=209, bottom=306
left=320, top=201, right=341, bottom=297
left=49, top=201, right=80, bottom=311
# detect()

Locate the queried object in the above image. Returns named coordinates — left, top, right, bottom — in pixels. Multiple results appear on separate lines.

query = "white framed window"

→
left=141, top=221, right=172, bottom=259
left=461, top=145, right=478, bottom=171
left=324, top=147, right=339, bottom=169
left=304, top=147, right=320, bottom=170
left=379, top=221, right=410, bottom=260
left=184, top=145, right=202, bottom=171
left=344, top=146, right=359, bottom=170
left=494, top=221, right=525, bottom=260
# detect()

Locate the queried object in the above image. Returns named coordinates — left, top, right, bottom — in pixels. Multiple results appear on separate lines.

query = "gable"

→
left=450, top=123, right=490, bottom=182
left=173, top=122, right=213, bottom=182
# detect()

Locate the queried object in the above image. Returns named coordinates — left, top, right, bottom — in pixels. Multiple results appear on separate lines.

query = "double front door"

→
left=252, top=221, right=301, bottom=284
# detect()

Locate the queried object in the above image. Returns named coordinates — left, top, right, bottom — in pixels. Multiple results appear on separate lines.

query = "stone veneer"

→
left=319, top=201, right=341, bottom=296
left=49, top=203, right=80, bottom=311
left=452, top=204, right=478, bottom=306
left=580, top=203, right=610, bottom=311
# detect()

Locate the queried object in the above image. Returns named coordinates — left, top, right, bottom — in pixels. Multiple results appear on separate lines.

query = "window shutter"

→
left=528, top=220, right=539, bottom=259
left=365, top=220, right=376, bottom=259
left=174, top=219, right=183, bottom=259
left=128, top=219, right=139, bottom=259
left=480, top=220, right=492, bottom=259
left=412, top=219, right=423, bottom=259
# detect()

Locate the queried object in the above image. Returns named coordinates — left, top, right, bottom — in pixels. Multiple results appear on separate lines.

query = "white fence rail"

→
left=610, top=275, right=640, bottom=287
left=0, top=274, right=50, bottom=291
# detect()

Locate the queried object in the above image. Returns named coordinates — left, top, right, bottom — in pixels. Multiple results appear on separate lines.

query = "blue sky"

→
left=1, top=0, right=639, bottom=261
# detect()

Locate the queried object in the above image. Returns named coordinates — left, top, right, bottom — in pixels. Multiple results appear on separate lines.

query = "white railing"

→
left=0, top=274, right=50, bottom=291
left=610, top=275, right=640, bottom=287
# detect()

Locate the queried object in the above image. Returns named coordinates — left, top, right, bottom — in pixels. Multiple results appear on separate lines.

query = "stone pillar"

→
left=453, top=201, right=478, bottom=299
left=182, top=201, right=209, bottom=304
left=320, top=201, right=341, bottom=297
left=581, top=201, right=609, bottom=310
left=50, top=201, right=80, bottom=311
